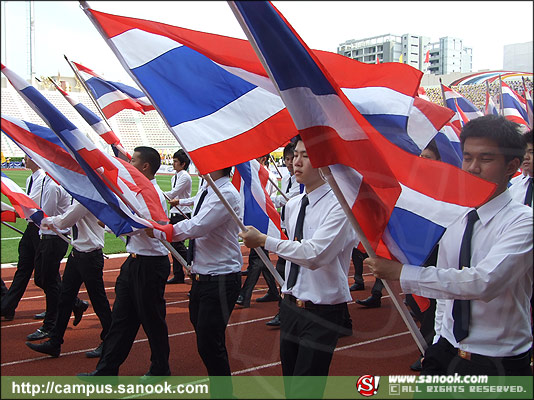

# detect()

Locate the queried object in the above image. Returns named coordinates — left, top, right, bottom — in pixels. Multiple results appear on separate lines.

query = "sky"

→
left=1, top=1, right=533, bottom=84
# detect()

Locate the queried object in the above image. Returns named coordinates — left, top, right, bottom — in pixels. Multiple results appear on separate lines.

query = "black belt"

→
left=129, top=253, right=168, bottom=259
left=192, top=272, right=241, bottom=282
left=283, top=294, right=345, bottom=311
left=72, top=248, right=103, bottom=258
left=439, top=337, right=532, bottom=369
left=40, top=234, right=63, bottom=240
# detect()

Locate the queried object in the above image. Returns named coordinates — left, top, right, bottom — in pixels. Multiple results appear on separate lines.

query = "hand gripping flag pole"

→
left=162, top=192, right=190, bottom=220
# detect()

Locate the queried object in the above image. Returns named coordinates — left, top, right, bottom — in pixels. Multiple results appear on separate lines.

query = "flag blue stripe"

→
left=434, top=132, right=462, bottom=167
left=503, top=93, right=528, bottom=121
left=446, top=97, right=480, bottom=114
left=74, top=103, right=101, bottom=126
left=364, top=114, right=419, bottom=155
left=131, top=45, right=256, bottom=126
left=235, top=162, right=269, bottom=234
left=235, top=2, right=335, bottom=95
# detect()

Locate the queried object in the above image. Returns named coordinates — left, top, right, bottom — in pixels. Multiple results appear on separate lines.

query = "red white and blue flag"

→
left=1, top=171, right=46, bottom=226
left=500, top=80, right=529, bottom=128
left=52, top=80, right=131, bottom=159
left=229, top=1, right=496, bottom=264
left=232, top=160, right=287, bottom=240
left=72, top=61, right=154, bottom=119
left=455, top=98, right=471, bottom=127
left=1, top=65, right=171, bottom=240
left=441, top=83, right=483, bottom=131
left=1, top=201, right=17, bottom=223
left=81, top=4, right=424, bottom=173
left=522, top=79, right=533, bottom=128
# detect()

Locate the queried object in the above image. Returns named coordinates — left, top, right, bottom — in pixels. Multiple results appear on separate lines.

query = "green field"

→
left=1, top=169, right=200, bottom=264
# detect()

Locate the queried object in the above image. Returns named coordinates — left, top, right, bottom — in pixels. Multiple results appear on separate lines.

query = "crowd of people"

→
left=1, top=115, right=532, bottom=395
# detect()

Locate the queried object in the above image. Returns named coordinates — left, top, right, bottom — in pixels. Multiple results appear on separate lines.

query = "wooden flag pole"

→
left=162, top=192, right=190, bottom=220
left=498, top=75, right=504, bottom=116
left=267, top=175, right=289, bottom=201
left=1, top=221, right=24, bottom=235
left=203, top=174, right=284, bottom=286
left=319, top=167, right=427, bottom=355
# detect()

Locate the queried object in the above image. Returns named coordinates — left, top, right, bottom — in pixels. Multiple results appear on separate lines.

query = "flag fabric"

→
left=500, top=80, right=529, bottom=128
left=424, top=50, right=430, bottom=64
left=229, top=1, right=496, bottom=265
left=232, top=159, right=287, bottom=240
left=1, top=65, right=171, bottom=239
left=1, top=201, right=17, bottom=222
left=51, top=79, right=131, bottom=159
left=434, top=122, right=463, bottom=167
left=81, top=4, right=424, bottom=173
left=1, top=171, right=46, bottom=225
left=72, top=61, right=154, bottom=119
left=441, top=83, right=483, bottom=131
left=454, top=98, right=471, bottom=127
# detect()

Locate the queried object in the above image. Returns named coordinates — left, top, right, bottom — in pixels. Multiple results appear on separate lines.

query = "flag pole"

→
left=269, top=154, right=283, bottom=179
left=1, top=221, right=24, bottom=235
left=498, top=75, right=504, bottom=116
left=319, top=167, right=427, bottom=355
left=439, top=78, right=447, bottom=108
left=162, top=192, right=190, bottom=220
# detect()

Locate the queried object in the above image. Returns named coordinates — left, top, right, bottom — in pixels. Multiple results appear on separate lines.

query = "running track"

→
left=1, top=248, right=421, bottom=377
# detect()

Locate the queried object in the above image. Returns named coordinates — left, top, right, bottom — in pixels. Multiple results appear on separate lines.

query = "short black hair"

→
left=423, top=138, right=441, bottom=161
left=283, top=142, right=296, bottom=158
left=460, top=115, right=525, bottom=164
left=523, top=129, right=533, bottom=148
left=292, top=135, right=302, bottom=145
left=173, top=149, right=190, bottom=170
left=134, top=146, right=161, bottom=175
left=221, top=166, right=233, bottom=177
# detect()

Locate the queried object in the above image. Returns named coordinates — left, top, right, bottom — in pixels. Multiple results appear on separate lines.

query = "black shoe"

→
left=255, top=292, right=279, bottom=303
left=86, top=342, right=104, bottom=358
left=25, top=340, right=60, bottom=358
left=26, top=328, right=50, bottom=341
left=167, top=277, right=185, bottom=284
left=235, top=295, right=250, bottom=308
left=34, top=311, right=46, bottom=320
left=356, top=295, right=381, bottom=308
left=350, top=282, right=365, bottom=291
left=410, top=355, right=423, bottom=371
left=139, top=369, right=171, bottom=384
left=266, top=313, right=280, bottom=326
left=73, top=300, right=89, bottom=327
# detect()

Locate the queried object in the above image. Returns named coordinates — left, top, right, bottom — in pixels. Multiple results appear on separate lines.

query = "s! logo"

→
left=356, top=375, right=380, bottom=397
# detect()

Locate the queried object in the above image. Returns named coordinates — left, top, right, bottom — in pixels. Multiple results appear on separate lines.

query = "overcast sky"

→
left=2, top=1, right=532, bottom=84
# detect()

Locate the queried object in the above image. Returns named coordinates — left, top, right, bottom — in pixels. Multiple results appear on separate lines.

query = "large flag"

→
left=72, top=61, right=155, bottom=118
left=500, top=80, right=529, bottom=128
left=1, top=65, right=171, bottom=239
left=454, top=98, right=471, bottom=128
left=1, top=171, right=46, bottom=225
left=1, top=200, right=17, bottom=223
left=441, top=83, right=483, bottom=130
left=229, top=1, right=496, bottom=265
left=1, top=115, right=170, bottom=238
left=81, top=4, right=424, bottom=173
left=232, top=159, right=287, bottom=240
left=50, top=78, right=131, bottom=159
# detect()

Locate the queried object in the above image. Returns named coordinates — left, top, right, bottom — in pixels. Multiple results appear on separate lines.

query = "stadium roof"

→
left=450, top=70, right=533, bottom=86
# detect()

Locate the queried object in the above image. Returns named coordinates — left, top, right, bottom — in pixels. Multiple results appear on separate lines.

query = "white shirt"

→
left=26, top=169, right=46, bottom=205
left=164, top=170, right=192, bottom=215
left=126, top=179, right=169, bottom=256
left=154, top=176, right=243, bottom=275
left=39, top=175, right=71, bottom=236
left=43, top=200, right=105, bottom=252
left=178, top=179, right=208, bottom=208
left=509, top=174, right=532, bottom=207
left=271, top=173, right=300, bottom=229
left=265, top=183, right=359, bottom=305
left=400, top=190, right=533, bottom=357
left=265, top=170, right=279, bottom=197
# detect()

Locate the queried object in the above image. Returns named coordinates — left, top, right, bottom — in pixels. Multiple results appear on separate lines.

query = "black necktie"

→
left=185, top=189, right=209, bottom=265
left=173, top=174, right=177, bottom=188
left=286, top=195, right=309, bottom=289
left=281, top=176, right=292, bottom=222
left=452, top=210, right=479, bottom=342
left=27, top=176, right=34, bottom=195
left=524, top=177, right=532, bottom=207
left=72, top=224, right=79, bottom=241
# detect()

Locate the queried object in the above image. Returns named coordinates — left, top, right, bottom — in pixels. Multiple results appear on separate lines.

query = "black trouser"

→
left=49, top=248, right=112, bottom=345
left=34, top=235, right=69, bottom=332
left=169, top=213, right=191, bottom=281
left=239, top=248, right=279, bottom=306
left=96, top=255, right=170, bottom=375
left=189, top=273, right=241, bottom=376
left=280, top=297, right=345, bottom=398
left=1, top=223, right=40, bottom=316
left=422, top=337, right=533, bottom=376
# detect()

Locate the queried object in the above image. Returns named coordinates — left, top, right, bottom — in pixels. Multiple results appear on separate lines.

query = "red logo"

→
left=356, top=375, right=380, bottom=397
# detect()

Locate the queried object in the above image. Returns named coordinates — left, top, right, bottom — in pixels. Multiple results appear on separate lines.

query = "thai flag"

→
left=1, top=171, right=46, bottom=226
left=441, top=83, right=483, bottom=130
left=72, top=61, right=154, bottom=118
left=1, top=65, right=171, bottom=239
left=52, top=80, right=131, bottom=160
left=454, top=98, right=471, bottom=127
left=81, top=4, right=424, bottom=173
left=232, top=160, right=287, bottom=240
left=1, top=200, right=17, bottom=223
left=229, top=1, right=496, bottom=264
left=500, top=80, right=529, bottom=128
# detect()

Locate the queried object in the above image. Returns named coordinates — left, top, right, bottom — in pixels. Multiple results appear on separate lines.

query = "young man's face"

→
left=173, top=158, right=185, bottom=172
left=293, top=140, right=323, bottom=192
left=420, top=148, right=439, bottom=161
left=130, top=151, right=150, bottom=177
left=522, top=142, right=533, bottom=177
left=284, top=153, right=295, bottom=175
left=462, top=137, right=519, bottom=199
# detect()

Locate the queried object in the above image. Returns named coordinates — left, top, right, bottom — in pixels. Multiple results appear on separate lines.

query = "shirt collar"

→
left=306, top=182, right=331, bottom=207
left=207, top=176, right=230, bottom=193
left=475, top=190, right=513, bottom=226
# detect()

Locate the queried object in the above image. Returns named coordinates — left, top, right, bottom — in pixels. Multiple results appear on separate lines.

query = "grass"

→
left=1, top=169, right=200, bottom=264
